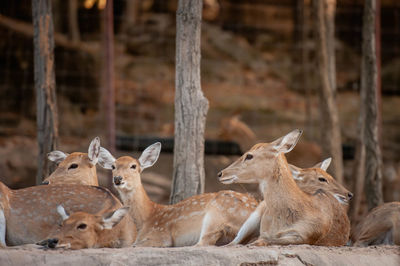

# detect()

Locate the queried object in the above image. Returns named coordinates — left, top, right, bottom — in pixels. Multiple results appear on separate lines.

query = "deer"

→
left=98, top=142, right=260, bottom=247
left=218, top=129, right=348, bottom=246
left=351, top=202, right=400, bottom=246
left=38, top=205, right=135, bottom=249
left=42, top=137, right=100, bottom=186
left=0, top=182, right=136, bottom=247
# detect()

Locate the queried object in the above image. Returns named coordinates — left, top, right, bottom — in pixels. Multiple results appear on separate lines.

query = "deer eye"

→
left=77, top=223, right=87, bottom=230
left=245, top=154, right=253, bottom=161
left=68, top=164, right=78, bottom=170
left=111, top=165, right=115, bottom=170
left=318, top=177, right=328, bottom=183
left=131, top=164, right=136, bottom=169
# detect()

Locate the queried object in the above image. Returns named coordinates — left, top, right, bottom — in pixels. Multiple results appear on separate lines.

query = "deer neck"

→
left=119, top=181, right=157, bottom=231
left=261, top=153, right=306, bottom=205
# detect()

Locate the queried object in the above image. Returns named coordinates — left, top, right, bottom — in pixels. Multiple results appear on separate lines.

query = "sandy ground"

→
left=1, top=244, right=399, bottom=266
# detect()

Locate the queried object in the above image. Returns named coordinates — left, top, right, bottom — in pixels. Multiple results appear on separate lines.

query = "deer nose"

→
left=217, top=171, right=222, bottom=178
left=47, top=238, right=59, bottom=249
left=347, top=192, right=353, bottom=200
left=114, top=176, right=123, bottom=186
left=41, top=180, right=50, bottom=185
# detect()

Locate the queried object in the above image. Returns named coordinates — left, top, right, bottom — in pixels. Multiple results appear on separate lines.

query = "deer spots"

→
left=240, top=210, right=248, bottom=217
left=228, top=207, right=235, bottom=214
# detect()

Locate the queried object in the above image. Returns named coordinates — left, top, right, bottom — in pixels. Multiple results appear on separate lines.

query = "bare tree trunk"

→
left=361, top=0, right=383, bottom=210
left=32, top=0, right=59, bottom=184
left=68, top=0, right=80, bottom=42
left=171, top=0, right=209, bottom=204
left=312, top=0, right=343, bottom=183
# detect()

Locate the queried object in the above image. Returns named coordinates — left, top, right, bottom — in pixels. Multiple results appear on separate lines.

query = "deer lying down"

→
left=98, top=143, right=260, bottom=247
left=351, top=202, right=400, bottom=246
left=227, top=157, right=352, bottom=246
left=42, top=137, right=101, bottom=186
left=218, top=129, right=347, bottom=246
left=39, top=205, right=134, bottom=249
left=0, top=183, right=136, bottom=247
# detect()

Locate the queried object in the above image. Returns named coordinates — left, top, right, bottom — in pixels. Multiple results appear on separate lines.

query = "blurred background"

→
left=0, top=0, right=399, bottom=220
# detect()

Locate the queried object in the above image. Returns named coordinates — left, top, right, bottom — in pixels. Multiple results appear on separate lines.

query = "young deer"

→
left=227, top=157, right=352, bottom=246
left=42, top=137, right=100, bottom=186
left=98, top=143, right=259, bottom=247
left=218, top=129, right=346, bottom=246
left=0, top=183, right=135, bottom=247
left=351, top=202, right=400, bottom=246
left=39, top=205, right=135, bottom=249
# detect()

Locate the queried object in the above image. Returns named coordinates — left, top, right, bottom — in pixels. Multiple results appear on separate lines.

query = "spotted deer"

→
left=218, top=129, right=347, bottom=246
left=351, top=202, right=400, bottom=246
left=38, top=205, right=135, bottom=249
left=42, top=137, right=100, bottom=186
left=227, top=157, right=352, bottom=246
left=0, top=183, right=136, bottom=247
left=98, top=143, right=260, bottom=247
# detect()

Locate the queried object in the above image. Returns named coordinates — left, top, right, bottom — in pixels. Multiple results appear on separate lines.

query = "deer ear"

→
left=272, top=129, right=302, bottom=154
left=313, top=157, right=332, bottom=171
left=57, top=205, right=70, bottom=221
left=138, top=142, right=161, bottom=170
left=98, top=147, right=116, bottom=170
left=48, top=151, right=69, bottom=164
left=101, top=207, right=129, bottom=230
left=289, top=164, right=303, bottom=180
left=88, top=137, right=100, bottom=166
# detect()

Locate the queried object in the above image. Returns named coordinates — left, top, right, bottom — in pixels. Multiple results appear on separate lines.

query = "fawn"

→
left=218, top=129, right=348, bottom=246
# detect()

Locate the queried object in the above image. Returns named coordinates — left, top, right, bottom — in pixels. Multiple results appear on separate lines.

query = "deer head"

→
left=98, top=142, right=161, bottom=192
left=290, top=158, right=353, bottom=204
left=43, top=137, right=100, bottom=186
left=40, top=205, right=129, bottom=250
left=218, top=129, right=302, bottom=184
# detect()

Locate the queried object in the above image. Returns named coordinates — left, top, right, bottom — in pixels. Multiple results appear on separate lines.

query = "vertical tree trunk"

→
left=312, top=0, right=344, bottom=183
left=68, top=0, right=80, bottom=42
left=361, top=0, right=383, bottom=210
left=171, top=0, right=209, bottom=204
left=32, top=0, right=59, bottom=185
left=120, top=0, right=141, bottom=34
left=102, top=0, right=116, bottom=155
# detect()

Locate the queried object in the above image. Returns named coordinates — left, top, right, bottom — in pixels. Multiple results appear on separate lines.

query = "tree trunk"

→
left=120, top=0, right=141, bottom=34
left=68, top=0, right=80, bottom=42
left=312, top=0, right=344, bottom=183
left=171, top=0, right=209, bottom=204
left=361, top=0, right=383, bottom=210
left=32, top=0, right=59, bottom=184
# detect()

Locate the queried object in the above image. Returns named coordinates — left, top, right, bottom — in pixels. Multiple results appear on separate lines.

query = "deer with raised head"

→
left=0, top=182, right=136, bottom=247
left=218, top=129, right=347, bottom=246
left=351, top=202, right=400, bottom=246
left=227, top=157, right=352, bottom=246
left=38, top=205, right=135, bottom=249
left=98, top=143, right=260, bottom=247
left=42, top=137, right=100, bottom=186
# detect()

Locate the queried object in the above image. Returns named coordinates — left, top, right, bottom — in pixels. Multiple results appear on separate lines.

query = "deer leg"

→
left=392, top=216, right=400, bottom=245
left=248, top=237, right=269, bottom=246
left=265, top=229, right=305, bottom=245
left=0, top=209, right=5, bottom=247
left=195, top=212, right=224, bottom=246
left=227, top=201, right=265, bottom=246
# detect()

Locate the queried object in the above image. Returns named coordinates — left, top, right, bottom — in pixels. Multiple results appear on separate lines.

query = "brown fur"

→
left=44, top=152, right=99, bottom=186
left=351, top=202, right=400, bottom=246
left=219, top=131, right=347, bottom=246
left=0, top=183, right=134, bottom=246
left=45, top=208, right=136, bottom=249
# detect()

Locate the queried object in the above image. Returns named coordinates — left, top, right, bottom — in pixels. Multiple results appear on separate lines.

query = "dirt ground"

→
left=1, top=244, right=399, bottom=265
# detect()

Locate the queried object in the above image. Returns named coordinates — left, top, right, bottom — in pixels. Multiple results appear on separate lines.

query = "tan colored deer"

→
left=351, top=202, right=400, bottom=246
left=218, top=129, right=347, bottom=246
left=0, top=183, right=136, bottom=247
left=98, top=143, right=260, bottom=247
left=42, top=137, right=100, bottom=186
left=38, top=205, right=135, bottom=249
left=227, top=157, right=352, bottom=246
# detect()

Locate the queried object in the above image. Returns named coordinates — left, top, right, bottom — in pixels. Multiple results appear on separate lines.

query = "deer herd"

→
left=0, top=130, right=398, bottom=250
